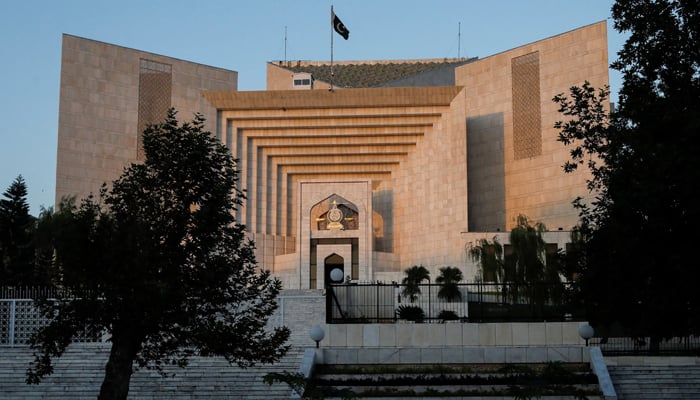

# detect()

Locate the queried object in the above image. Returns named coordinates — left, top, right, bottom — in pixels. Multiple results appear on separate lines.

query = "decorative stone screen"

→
left=137, top=59, right=172, bottom=160
left=1, top=299, right=102, bottom=346
left=511, top=52, right=541, bottom=160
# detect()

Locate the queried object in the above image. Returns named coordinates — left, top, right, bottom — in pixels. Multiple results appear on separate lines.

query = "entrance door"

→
left=324, top=253, right=344, bottom=286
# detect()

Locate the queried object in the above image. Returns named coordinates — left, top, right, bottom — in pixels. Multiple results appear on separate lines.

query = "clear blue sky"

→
left=0, top=0, right=624, bottom=215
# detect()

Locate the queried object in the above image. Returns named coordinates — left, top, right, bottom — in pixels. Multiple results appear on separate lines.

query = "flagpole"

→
left=330, top=5, right=334, bottom=91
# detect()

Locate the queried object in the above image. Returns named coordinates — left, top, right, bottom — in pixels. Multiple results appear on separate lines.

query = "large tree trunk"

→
left=98, top=335, right=142, bottom=400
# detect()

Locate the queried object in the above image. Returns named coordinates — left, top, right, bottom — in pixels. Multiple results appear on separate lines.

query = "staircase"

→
left=310, top=362, right=602, bottom=399
left=0, top=344, right=304, bottom=399
left=608, top=364, right=700, bottom=399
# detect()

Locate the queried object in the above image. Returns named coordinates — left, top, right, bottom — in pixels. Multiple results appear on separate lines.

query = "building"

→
left=56, top=21, right=609, bottom=290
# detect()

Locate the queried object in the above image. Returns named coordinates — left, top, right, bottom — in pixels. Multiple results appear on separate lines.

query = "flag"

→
left=332, top=10, right=350, bottom=40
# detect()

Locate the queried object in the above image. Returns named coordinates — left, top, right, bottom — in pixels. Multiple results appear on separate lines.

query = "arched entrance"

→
left=299, top=181, right=374, bottom=289
left=324, top=253, right=344, bottom=285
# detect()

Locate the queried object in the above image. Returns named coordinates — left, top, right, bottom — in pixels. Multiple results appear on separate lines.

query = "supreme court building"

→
left=56, top=21, right=609, bottom=289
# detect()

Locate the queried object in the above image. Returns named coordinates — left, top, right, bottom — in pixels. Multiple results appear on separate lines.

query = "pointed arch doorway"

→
left=314, top=244, right=352, bottom=288
left=324, top=253, right=344, bottom=285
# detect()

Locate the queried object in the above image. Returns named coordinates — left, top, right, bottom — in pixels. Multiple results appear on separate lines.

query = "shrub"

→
left=397, top=305, right=425, bottom=323
left=438, top=310, right=459, bottom=322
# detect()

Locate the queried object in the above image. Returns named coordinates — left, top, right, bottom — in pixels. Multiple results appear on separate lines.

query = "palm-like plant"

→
left=401, top=265, right=430, bottom=303
left=436, top=266, right=463, bottom=302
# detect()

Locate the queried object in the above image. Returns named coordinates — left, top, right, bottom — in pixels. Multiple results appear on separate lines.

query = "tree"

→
left=553, top=0, right=700, bottom=341
left=435, top=266, right=463, bottom=302
left=468, top=237, right=504, bottom=283
left=0, top=175, right=37, bottom=285
left=469, top=216, right=562, bottom=304
left=503, top=215, right=564, bottom=305
left=27, top=109, right=290, bottom=400
left=505, top=215, right=547, bottom=284
left=401, top=265, right=430, bottom=303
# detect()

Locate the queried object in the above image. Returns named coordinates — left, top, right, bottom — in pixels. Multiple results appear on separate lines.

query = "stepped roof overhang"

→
left=202, top=86, right=465, bottom=237
left=203, top=86, right=464, bottom=110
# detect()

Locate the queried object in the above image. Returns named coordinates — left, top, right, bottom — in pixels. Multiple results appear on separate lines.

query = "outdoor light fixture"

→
left=310, top=325, right=325, bottom=348
left=579, top=323, right=594, bottom=346
left=330, top=268, right=344, bottom=283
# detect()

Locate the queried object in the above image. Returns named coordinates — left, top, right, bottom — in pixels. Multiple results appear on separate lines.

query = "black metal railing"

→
left=590, top=335, right=700, bottom=356
left=326, top=282, right=584, bottom=324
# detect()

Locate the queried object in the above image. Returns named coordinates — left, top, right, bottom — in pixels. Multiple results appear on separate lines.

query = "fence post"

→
left=9, top=300, right=16, bottom=347
left=325, top=286, right=332, bottom=324
left=428, top=283, right=431, bottom=321
left=376, top=283, right=380, bottom=324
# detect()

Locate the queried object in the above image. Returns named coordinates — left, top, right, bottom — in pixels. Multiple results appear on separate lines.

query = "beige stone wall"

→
left=324, top=321, right=587, bottom=349
left=56, top=35, right=237, bottom=204
left=457, top=21, right=609, bottom=232
left=392, top=88, right=469, bottom=276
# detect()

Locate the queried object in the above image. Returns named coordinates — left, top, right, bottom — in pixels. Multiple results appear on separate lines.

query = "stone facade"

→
left=56, top=35, right=237, bottom=203
left=459, top=21, right=609, bottom=232
left=55, top=22, right=609, bottom=289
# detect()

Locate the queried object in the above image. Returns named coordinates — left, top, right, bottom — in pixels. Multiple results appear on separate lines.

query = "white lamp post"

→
left=579, top=323, right=594, bottom=346
left=330, top=268, right=344, bottom=283
left=310, top=325, right=325, bottom=348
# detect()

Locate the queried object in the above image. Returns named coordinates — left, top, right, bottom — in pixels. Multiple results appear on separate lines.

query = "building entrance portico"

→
left=299, top=180, right=373, bottom=289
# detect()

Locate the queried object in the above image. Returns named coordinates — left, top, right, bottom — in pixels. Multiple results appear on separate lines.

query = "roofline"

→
left=62, top=33, right=237, bottom=74
left=468, top=20, right=608, bottom=63
left=269, top=57, right=476, bottom=70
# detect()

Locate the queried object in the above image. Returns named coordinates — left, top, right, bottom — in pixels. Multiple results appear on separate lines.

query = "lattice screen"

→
left=511, top=52, right=541, bottom=160
left=137, top=59, right=172, bottom=160
left=1, top=299, right=104, bottom=346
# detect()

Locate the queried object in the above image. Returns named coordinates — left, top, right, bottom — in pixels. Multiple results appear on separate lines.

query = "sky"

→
left=0, top=0, right=625, bottom=215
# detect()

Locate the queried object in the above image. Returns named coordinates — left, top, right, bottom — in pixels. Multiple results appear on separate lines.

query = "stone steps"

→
left=311, top=364, right=601, bottom=399
left=609, top=364, right=700, bottom=399
left=0, top=344, right=304, bottom=399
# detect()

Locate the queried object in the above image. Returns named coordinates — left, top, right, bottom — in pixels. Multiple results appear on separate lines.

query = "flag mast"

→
left=330, top=4, right=348, bottom=91
left=330, top=5, right=334, bottom=91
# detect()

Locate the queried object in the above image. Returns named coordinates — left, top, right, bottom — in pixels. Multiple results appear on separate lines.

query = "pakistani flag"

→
left=332, top=10, right=350, bottom=40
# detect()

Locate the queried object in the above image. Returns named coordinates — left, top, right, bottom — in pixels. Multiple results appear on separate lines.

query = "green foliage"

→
left=27, top=109, right=290, bottom=399
left=400, top=265, right=430, bottom=303
left=554, top=0, right=700, bottom=339
left=468, top=237, right=504, bottom=283
left=504, top=215, right=564, bottom=305
left=437, top=309, right=459, bottom=321
left=0, top=175, right=41, bottom=286
left=505, top=215, right=547, bottom=284
left=264, top=371, right=357, bottom=400
left=396, top=304, right=425, bottom=323
left=435, top=266, right=463, bottom=302
left=310, top=362, right=598, bottom=398
left=469, top=216, right=563, bottom=304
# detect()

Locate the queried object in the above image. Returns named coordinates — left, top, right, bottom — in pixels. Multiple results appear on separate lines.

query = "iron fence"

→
left=326, top=282, right=584, bottom=324
left=590, top=335, right=700, bottom=356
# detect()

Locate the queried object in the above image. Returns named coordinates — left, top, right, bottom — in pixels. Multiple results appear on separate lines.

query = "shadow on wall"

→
left=467, top=113, right=505, bottom=232
left=373, top=189, right=393, bottom=253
